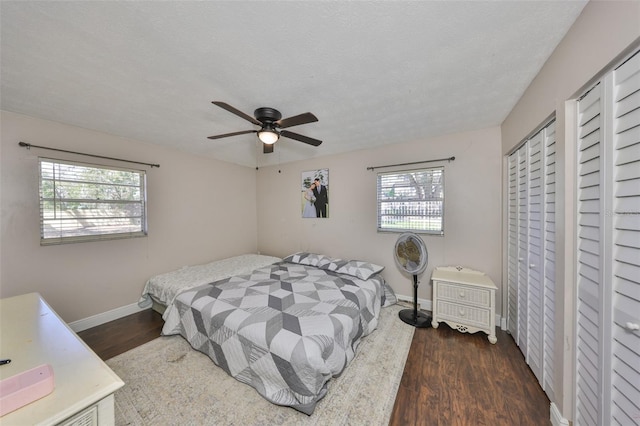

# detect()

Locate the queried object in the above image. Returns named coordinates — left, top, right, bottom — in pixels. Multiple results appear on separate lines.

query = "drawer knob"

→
left=459, top=310, right=465, bottom=316
left=459, top=291, right=465, bottom=298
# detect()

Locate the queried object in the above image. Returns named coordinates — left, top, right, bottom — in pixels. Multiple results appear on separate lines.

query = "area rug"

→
left=106, top=304, right=414, bottom=425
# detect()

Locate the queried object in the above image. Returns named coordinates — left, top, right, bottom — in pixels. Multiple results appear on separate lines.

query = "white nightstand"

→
left=431, top=266, right=497, bottom=344
left=0, top=293, right=124, bottom=425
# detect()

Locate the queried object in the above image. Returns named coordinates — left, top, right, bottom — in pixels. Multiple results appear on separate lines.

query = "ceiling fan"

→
left=207, top=101, right=322, bottom=154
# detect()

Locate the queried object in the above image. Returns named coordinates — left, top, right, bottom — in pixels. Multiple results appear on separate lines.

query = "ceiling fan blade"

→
left=207, top=130, right=256, bottom=140
left=277, top=112, right=318, bottom=129
left=212, top=101, right=261, bottom=126
left=280, top=130, right=322, bottom=146
left=263, top=143, right=274, bottom=154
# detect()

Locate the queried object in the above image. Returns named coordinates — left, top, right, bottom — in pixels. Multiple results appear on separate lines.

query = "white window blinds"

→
left=376, top=167, right=444, bottom=234
left=39, top=158, right=147, bottom=245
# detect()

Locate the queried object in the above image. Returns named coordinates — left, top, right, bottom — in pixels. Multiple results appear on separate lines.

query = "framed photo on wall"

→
left=301, top=169, right=329, bottom=218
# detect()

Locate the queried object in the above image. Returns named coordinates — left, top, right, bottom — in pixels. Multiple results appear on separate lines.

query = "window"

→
left=39, top=158, right=147, bottom=245
left=377, top=167, right=444, bottom=234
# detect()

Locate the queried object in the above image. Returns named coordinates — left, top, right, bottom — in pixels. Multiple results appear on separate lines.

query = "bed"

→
left=161, top=252, right=396, bottom=414
left=138, top=253, right=282, bottom=316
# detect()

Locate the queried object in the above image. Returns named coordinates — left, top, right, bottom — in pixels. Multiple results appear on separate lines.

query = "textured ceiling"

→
left=1, top=1, right=587, bottom=168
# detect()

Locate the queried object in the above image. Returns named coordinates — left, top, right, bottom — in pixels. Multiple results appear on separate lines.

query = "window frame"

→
left=38, top=157, right=148, bottom=245
left=376, top=166, right=445, bottom=235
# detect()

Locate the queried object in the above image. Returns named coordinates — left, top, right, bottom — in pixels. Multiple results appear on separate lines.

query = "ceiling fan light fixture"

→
left=209, top=102, right=322, bottom=151
left=258, top=129, right=279, bottom=144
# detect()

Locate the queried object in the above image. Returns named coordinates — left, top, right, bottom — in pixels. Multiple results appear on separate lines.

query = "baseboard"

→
left=396, top=294, right=432, bottom=312
left=550, top=402, right=569, bottom=426
left=69, top=301, right=147, bottom=332
left=501, top=316, right=508, bottom=330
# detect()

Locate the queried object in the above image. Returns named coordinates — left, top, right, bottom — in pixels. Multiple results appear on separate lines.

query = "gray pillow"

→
left=322, top=258, right=385, bottom=280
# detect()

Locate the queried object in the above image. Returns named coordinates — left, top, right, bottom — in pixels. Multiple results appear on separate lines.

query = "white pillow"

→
left=283, top=252, right=331, bottom=267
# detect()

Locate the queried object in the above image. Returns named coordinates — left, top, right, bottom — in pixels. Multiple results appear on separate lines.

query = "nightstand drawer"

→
left=436, top=300, right=491, bottom=328
left=436, top=281, right=492, bottom=307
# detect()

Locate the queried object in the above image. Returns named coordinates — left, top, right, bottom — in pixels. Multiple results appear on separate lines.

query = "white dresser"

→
left=0, top=293, right=124, bottom=425
left=431, top=266, right=497, bottom=344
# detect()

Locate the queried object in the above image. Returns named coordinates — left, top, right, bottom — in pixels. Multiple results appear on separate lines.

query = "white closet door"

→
left=574, top=49, right=640, bottom=426
left=610, top=51, right=640, bottom=426
left=527, top=132, right=544, bottom=381
left=506, top=118, right=557, bottom=401
left=576, top=81, right=603, bottom=426
left=517, top=146, right=529, bottom=353
left=508, top=154, right=520, bottom=338
left=543, top=121, right=557, bottom=401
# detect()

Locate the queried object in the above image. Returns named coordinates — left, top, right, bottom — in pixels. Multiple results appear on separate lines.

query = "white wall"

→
left=502, top=1, right=640, bottom=151
left=500, top=1, right=640, bottom=422
left=0, top=113, right=502, bottom=321
left=0, top=110, right=258, bottom=322
left=256, top=127, right=502, bottom=313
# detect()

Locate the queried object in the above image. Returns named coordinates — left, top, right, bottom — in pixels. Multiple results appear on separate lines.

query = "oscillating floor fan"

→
left=394, top=232, right=431, bottom=327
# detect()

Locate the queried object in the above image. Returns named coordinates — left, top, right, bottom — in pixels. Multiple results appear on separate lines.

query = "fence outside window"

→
left=377, top=167, right=444, bottom=234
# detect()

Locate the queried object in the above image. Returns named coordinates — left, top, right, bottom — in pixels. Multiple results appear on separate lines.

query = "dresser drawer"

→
left=436, top=281, right=492, bottom=308
left=436, top=300, right=492, bottom=328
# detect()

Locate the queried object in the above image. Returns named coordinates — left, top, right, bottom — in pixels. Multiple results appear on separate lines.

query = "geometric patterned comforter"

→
left=162, top=261, right=385, bottom=414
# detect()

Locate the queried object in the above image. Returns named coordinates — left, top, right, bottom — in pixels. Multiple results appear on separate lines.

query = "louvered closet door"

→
left=542, top=121, right=556, bottom=401
left=517, top=146, right=529, bottom=353
left=506, top=119, right=557, bottom=401
left=527, top=132, right=544, bottom=381
left=507, top=154, right=519, bottom=338
left=610, top=51, right=640, bottom=426
left=574, top=49, right=640, bottom=426
left=576, top=80, right=603, bottom=426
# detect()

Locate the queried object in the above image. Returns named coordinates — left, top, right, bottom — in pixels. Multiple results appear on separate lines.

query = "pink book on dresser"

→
left=0, top=364, right=54, bottom=417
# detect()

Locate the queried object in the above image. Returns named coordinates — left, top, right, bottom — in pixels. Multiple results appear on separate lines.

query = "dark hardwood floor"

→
left=389, top=322, right=550, bottom=426
left=78, top=308, right=164, bottom=360
left=78, top=309, right=550, bottom=425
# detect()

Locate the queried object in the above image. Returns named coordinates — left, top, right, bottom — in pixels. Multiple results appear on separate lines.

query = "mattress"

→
left=161, top=260, right=387, bottom=414
left=138, top=254, right=282, bottom=317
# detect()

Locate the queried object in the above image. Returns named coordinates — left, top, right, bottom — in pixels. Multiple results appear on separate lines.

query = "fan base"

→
left=398, top=309, right=432, bottom=328
left=254, top=107, right=282, bottom=122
